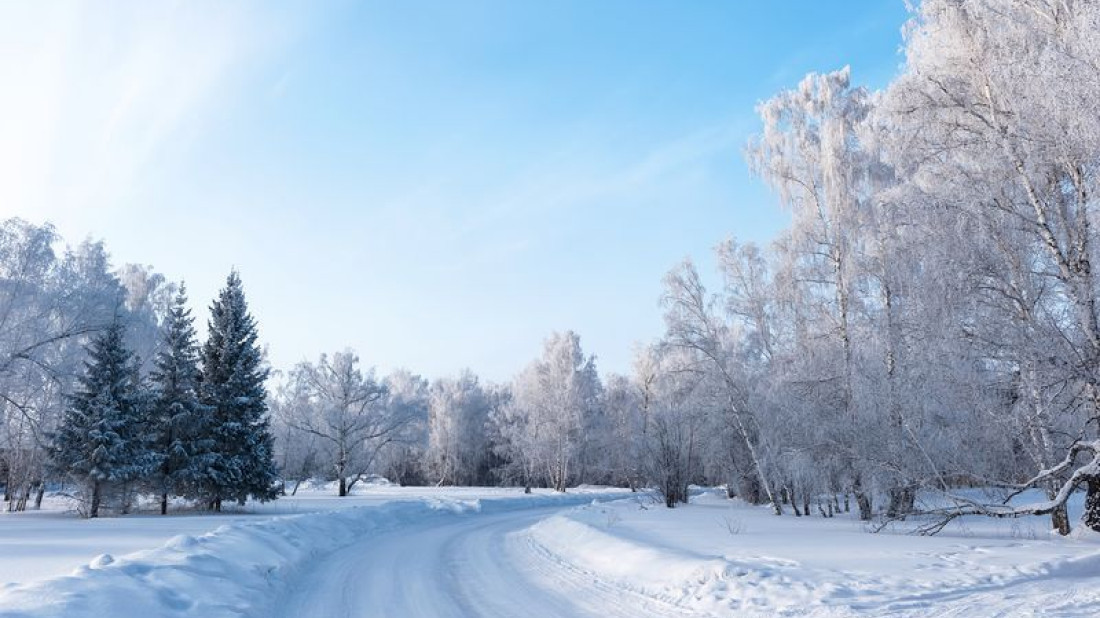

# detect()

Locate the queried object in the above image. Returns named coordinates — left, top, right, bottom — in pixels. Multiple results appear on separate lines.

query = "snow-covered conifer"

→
left=148, top=284, right=214, bottom=514
left=199, top=271, right=278, bottom=510
left=49, top=319, right=155, bottom=518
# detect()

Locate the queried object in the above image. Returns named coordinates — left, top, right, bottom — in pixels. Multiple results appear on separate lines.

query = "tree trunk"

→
left=89, top=481, right=101, bottom=519
left=728, top=400, right=781, bottom=515
left=856, top=492, right=873, bottom=521
left=852, top=476, right=873, bottom=521
left=338, top=476, right=347, bottom=497
left=1084, top=477, right=1100, bottom=532
left=740, top=475, right=761, bottom=504
left=34, top=482, right=44, bottom=510
left=1051, top=502, right=1071, bottom=536
left=886, top=486, right=915, bottom=520
left=786, top=487, right=801, bottom=516
left=160, top=492, right=168, bottom=516
left=14, top=483, right=29, bottom=512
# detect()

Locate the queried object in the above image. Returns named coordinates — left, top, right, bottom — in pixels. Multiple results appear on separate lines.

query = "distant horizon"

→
left=0, top=1, right=909, bottom=381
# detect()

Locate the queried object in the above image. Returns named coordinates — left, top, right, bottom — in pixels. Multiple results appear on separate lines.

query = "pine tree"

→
left=148, top=284, right=215, bottom=514
left=200, top=271, right=278, bottom=510
left=49, top=319, right=156, bottom=518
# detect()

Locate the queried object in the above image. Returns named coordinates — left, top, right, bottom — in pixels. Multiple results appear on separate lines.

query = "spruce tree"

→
left=200, top=271, right=278, bottom=510
left=148, top=284, right=214, bottom=514
left=49, top=319, right=155, bottom=518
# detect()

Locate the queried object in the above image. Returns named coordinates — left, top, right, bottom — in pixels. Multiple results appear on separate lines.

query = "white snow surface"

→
left=526, top=489, right=1100, bottom=617
left=0, top=483, right=544, bottom=587
left=4, top=486, right=1100, bottom=617
left=0, top=485, right=629, bottom=617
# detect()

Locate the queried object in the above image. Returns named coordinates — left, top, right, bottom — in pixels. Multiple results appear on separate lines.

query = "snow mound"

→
left=0, top=490, right=627, bottom=618
left=526, top=508, right=823, bottom=615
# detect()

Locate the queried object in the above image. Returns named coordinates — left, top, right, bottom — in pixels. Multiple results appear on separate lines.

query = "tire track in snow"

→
left=274, top=505, right=694, bottom=618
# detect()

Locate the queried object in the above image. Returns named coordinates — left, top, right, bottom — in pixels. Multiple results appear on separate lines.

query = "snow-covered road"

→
left=277, top=505, right=692, bottom=618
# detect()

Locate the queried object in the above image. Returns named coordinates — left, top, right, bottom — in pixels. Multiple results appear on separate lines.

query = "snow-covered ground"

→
left=3, top=485, right=1100, bottom=617
left=0, top=484, right=630, bottom=617
left=0, top=482, right=561, bottom=587
left=526, top=489, right=1100, bottom=617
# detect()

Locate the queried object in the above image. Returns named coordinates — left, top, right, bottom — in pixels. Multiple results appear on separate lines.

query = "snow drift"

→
left=525, top=508, right=821, bottom=615
left=524, top=494, right=1100, bottom=617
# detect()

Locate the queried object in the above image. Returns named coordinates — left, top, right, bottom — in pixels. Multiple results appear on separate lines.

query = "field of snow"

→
left=3, top=485, right=1100, bottom=617
left=526, top=489, right=1100, bottom=617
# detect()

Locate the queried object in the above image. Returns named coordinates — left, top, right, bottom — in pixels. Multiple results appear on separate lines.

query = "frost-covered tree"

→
left=747, top=67, right=878, bottom=519
left=377, top=369, right=430, bottom=486
left=661, top=260, right=781, bottom=513
left=148, top=284, right=214, bottom=514
left=494, top=332, right=602, bottom=492
left=0, top=223, right=138, bottom=512
left=601, top=370, right=648, bottom=490
left=199, top=271, right=278, bottom=510
left=284, top=350, right=406, bottom=496
left=876, top=0, right=1100, bottom=533
left=270, top=374, right=323, bottom=495
left=426, top=370, right=491, bottom=486
left=118, top=263, right=175, bottom=373
left=48, top=319, right=155, bottom=518
left=639, top=346, right=717, bottom=507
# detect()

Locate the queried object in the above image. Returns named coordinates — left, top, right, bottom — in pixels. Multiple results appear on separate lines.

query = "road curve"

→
left=274, top=505, right=697, bottom=618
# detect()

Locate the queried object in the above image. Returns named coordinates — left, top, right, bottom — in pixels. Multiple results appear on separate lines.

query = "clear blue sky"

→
left=0, top=0, right=908, bottom=381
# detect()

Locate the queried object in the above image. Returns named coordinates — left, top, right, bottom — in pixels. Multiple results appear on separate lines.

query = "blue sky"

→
left=0, top=1, right=909, bottom=381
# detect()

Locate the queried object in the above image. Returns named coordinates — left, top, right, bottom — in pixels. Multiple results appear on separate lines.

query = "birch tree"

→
left=661, top=260, right=781, bottom=513
left=285, top=351, right=399, bottom=496
left=881, top=0, right=1100, bottom=532
left=747, top=68, right=878, bottom=519
left=497, top=332, right=601, bottom=492
left=426, top=370, right=490, bottom=486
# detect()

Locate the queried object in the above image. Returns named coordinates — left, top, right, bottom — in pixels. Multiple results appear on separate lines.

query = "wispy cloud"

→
left=453, top=120, right=745, bottom=248
left=0, top=2, right=298, bottom=229
left=357, top=119, right=746, bottom=276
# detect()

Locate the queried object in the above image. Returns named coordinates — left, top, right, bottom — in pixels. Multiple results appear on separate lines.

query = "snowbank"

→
left=523, top=491, right=1100, bottom=616
left=0, top=490, right=628, bottom=618
left=527, top=506, right=823, bottom=615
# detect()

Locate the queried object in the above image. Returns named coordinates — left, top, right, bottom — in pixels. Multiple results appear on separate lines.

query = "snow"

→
left=0, top=482, right=595, bottom=587
left=0, top=485, right=630, bottom=617
left=4, top=486, right=1100, bottom=617
left=525, top=489, right=1100, bottom=616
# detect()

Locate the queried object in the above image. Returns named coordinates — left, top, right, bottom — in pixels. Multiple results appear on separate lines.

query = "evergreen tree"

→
left=148, top=284, right=214, bottom=514
left=200, top=271, right=278, bottom=510
left=48, top=319, right=155, bottom=518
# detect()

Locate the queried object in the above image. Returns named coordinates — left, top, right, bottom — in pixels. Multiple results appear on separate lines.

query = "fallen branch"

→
left=874, top=440, right=1100, bottom=535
